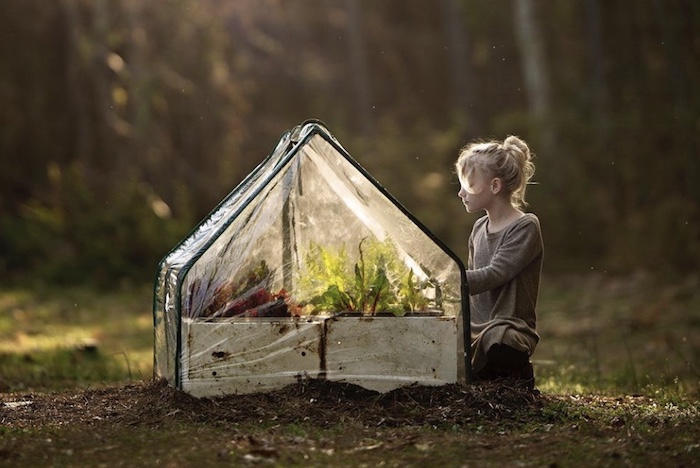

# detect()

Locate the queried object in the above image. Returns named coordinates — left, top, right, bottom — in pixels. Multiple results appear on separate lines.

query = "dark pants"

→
left=476, top=343, right=534, bottom=389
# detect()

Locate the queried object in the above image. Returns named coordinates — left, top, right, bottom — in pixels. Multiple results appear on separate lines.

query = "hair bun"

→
left=503, top=135, right=530, bottom=159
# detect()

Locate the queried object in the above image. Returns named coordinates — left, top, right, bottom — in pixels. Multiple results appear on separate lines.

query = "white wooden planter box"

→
left=180, top=315, right=458, bottom=397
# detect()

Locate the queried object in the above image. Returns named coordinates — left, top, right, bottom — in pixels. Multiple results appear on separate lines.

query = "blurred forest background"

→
left=1, top=0, right=698, bottom=288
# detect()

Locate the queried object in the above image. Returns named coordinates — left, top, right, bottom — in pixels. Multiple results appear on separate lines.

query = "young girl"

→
left=455, top=135, right=543, bottom=390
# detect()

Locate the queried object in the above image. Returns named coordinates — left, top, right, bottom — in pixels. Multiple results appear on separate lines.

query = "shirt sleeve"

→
left=466, top=218, right=542, bottom=295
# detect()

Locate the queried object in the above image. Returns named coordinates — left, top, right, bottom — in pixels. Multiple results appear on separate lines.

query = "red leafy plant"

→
left=187, top=261, right=301, bottom=319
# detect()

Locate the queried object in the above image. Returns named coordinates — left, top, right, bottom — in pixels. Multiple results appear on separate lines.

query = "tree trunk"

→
left=652, top=0, right=696, bottom=201
left=584, top=0, right=609, bottom=141
left=62, top=0, right=93, bottom=179
left=92, top=0, right=117, bottom=190
left=439, top=0, right=480, bottom=136
left=344, top=0, right=373, bottom=136
left=512, top=0, right=555, bottom=159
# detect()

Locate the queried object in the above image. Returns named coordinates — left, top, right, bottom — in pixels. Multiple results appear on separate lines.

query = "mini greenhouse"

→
left=153, top=120, right=470, bottom=397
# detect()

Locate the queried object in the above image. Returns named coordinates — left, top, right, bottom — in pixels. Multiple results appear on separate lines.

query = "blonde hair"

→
left=455, top=135, right=536, bottom=209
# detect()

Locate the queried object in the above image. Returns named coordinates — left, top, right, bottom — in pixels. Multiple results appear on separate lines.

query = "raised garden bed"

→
left=181, top=315, right=458, bottom=397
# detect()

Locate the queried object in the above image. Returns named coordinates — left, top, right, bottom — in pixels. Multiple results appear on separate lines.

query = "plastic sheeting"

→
left=153, top=121, right=469, bottom=396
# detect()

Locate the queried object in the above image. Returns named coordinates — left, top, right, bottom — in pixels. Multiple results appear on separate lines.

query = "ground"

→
left=2, top=379, right=699, bottom=467
left=1, top=274, right=698, bottom=466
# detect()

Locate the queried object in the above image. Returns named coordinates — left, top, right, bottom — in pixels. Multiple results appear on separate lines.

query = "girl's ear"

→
left=491, top=178, right=502, bottom=194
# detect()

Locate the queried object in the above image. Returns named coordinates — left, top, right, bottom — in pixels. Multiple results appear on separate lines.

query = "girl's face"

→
left=458, top=167, right=493, bottom=214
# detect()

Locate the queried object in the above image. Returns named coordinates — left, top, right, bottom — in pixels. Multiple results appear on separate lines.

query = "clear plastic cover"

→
left=153, top=121, right=468, bottom=396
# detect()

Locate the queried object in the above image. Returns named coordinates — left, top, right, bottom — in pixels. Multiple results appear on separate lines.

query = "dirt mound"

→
left=1, top=379, right=543, bottom=429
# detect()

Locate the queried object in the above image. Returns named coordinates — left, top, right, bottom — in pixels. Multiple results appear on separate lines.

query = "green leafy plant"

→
left=397, top=268, right=434, bottom=313
left=298, top=237, right=439, bottom=315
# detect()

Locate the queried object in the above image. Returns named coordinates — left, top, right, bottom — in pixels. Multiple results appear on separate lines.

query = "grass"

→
left=0, top=285, right=153, bottom=392
left=533, top=272, right=699, bottom=398
left=0, top=272, right=698, bottom=396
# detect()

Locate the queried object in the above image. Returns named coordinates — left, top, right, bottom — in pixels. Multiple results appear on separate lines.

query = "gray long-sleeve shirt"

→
left=466, top=213, right=543, bottom=373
